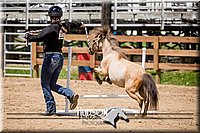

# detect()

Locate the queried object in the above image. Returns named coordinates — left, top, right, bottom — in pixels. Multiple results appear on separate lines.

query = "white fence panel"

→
left=3, top=32, right=32, bottom=77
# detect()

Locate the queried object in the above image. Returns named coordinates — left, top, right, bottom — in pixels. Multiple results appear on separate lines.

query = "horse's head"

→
left=88, top=27, right=109, bottom=55
left=88, top=34, right=104, bottom=55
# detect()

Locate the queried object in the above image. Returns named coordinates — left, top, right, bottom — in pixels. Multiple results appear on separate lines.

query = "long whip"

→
left=84, top=26, right=90, bottom=47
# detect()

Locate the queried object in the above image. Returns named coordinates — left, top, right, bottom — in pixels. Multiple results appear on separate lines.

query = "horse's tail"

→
left=142, top=73, right=159, bottom=110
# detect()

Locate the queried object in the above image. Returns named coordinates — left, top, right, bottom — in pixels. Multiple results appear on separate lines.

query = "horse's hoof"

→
left=106, top=78, right=112, bottom=85
left=96, top=79, right=103, bottom=85
left=107, top=80, right=112, bottom=85
left=95, top=76, right=103, bottom=85
left=141, top=113, right=147, bottom=118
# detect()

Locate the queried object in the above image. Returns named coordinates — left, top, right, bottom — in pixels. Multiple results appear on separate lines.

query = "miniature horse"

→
left=88, top=26, right=158, bottom=116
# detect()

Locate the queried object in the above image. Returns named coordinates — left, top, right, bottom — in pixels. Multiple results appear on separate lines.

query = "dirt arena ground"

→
left=2, top=77, right=199, bottom=132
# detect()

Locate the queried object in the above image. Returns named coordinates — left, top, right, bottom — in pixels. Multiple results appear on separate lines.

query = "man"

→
left=25, top=5, right=83, bottom=115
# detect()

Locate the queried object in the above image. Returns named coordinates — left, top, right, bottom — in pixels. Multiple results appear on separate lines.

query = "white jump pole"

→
left=65, top=46, right=72, bottom=112
left=141, top=47, right=147, bottom=112
left=142, top=48, right=146, bottom=69
left=62, top=26, right=89, bottom=114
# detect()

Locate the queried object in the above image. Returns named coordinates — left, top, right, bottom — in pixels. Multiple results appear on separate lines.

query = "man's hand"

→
left=80, top=22, right=85, bottom=28
left=24, top=32, right=31, bottom=47
left=24, top=32, right=30, bottom=40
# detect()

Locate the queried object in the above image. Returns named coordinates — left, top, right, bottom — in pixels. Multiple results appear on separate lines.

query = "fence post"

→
left=31, top=42, right=39, bottom=78
left=0, top=33, right=3, bottom=77
left=101, top=0, right=111, bottom=27
left=153, top=36, right=161, bottom=84
left=90, top=54, right=95, bottom=68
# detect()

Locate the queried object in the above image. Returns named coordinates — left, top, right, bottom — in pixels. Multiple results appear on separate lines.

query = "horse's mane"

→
left=90, top=26, right=128, bottom=59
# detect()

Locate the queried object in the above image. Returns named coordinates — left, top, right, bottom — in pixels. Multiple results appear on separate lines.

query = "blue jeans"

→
left=41, top=53, right=75, bottom=112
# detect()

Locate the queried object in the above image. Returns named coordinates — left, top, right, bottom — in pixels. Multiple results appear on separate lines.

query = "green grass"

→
left=5, top=65, right=31, bottom=76
left=160, top=70, right=199, bottom=86
left=147, top=70, right=199, bottom=86
left=6, top=69, right=30, bottom=75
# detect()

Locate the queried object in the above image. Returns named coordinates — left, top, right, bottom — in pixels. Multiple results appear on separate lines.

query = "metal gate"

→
left=3, top=32, right=32, bottom=77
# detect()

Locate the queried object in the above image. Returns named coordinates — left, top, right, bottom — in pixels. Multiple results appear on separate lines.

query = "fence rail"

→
left=1, top=0, right=199, bottom=29
left=32, top=34, right=200, bottom=83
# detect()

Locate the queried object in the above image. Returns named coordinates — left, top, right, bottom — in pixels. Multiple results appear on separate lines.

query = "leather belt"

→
left=45, top=52, right=62, bottom=54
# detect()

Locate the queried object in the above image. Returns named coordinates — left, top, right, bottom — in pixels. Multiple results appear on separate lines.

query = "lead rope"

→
left=84, top=25, right=90, bottom=47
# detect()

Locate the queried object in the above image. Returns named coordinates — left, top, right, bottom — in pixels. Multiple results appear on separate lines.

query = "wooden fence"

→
left=31, top=35, right=199, bottom=83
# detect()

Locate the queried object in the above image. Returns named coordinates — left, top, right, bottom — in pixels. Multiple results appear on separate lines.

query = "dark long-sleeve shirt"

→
left=27, top=22, right=81, bottom=52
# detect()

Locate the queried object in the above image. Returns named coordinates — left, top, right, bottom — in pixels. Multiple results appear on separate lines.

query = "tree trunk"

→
left=101, top=0, right=111, bottom=27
